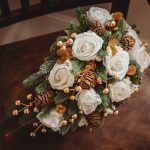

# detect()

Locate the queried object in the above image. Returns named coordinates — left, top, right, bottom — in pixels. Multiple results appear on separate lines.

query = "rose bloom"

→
left=37, top=109, right=64, bottom=132
left=110, top=79, right=132, bottom=102
left=72, top=31, right=103, bottom=61
left=103, top=46, right=129, bottom=80
left=48, top=60, right=74, bottom=90
left=76, top=88, right=102, bottom=115
left=87, top=7, right=112, bottom=25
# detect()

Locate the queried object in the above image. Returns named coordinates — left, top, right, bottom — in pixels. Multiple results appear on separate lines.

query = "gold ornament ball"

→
left=103, top=88, right=109, bottom=94
left=75, top=86, right=82, bottom=92
left=97, top=77, right=102, bottom=84
left=110, top=20, right=116, bottom=27
left=67, top=38, right=73, bottom=45
left=57, top=41, right=63, bottom=47
left=126, top=76, right=130, bottom=80
left=24, top=108, right=30, bottom=114
left=29, top=102, right=33, bottom=107
left=134, top=87, right=139, bottom=93
left=113, top=26, right=119, bottom=31
left=72, top=114, right=78, bottom=119
left=64, top=87, right=70, bottom=93
left=61, top=120, right=68, bottom=126
left=27, top=94, right=33, bottom=100
left=104, top=112, right=108, bottom=117
left=12, top=109, right=19, bottom=116
left=33, top=122, right=38, bottom=127
left=71, top=32, right=77, bottom=38
left=108, top=83, right=113, bottom=88
left=114, top=110, right=119, bottom=115
left=70, top=95, right=75, bottom=101
left=15, top=100, right=21, bottom=106
left=114, top=74, right=120, bottom=80
left=33, top=107, right=39, bottom=113
left=30, top=132, right=36, bottom=137
left=41, top=128, right=47, bottom=133
left=60, top=45, right=66, bottom=51
left=69, top=118, right=75, bottom=123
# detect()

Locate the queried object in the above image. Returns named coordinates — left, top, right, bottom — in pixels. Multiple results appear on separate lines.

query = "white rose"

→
left=103, top=46, right=129, bottom=80
left=48, top=60, right=74, bottom=90
left=37, top=109, right=63, bottom=132
left=72, top=31, right=104, bottom=61
left=128, top=45, right=150, bottom=72
left=76, top=88, right=102, bottom=115
left=87, top=7, right=112, bottom=25
left=110, top=79, right=132, bottom=102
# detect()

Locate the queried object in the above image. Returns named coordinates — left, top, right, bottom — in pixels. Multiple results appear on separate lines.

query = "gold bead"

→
left=134, top=87, right=139, bottom=93
left=142, top=42, right=148, bottom=48
left=29, top=102, right=33, bottom=107
left=66, top=38, right=73, bottom=45
left=61, top=120, right=68, bottom=126
left=64, top=87, right=70, bottom=93
left=110, top=20, right=116, bottom=27
left=56, top=104, right=66, bottom=114
left=27, top=94, right=33, bottom=100
left=72, top=114, right=78, bottom=119
left=113, top=110, right=119, bottom=115
left=56, top=41, right=63, bottom=47
left=126, top=76, right=130, bottom=80
left=75, top=86, right=82, bottom=92
left=97, top=77, right=102, bottom=84
left=69, top=118, right=75, bottom=123
left=113, top=27, right=119, bottom=31
left=103, top=88, right=109, bottom=94
left=104, top=112, right=108, bottom=117
left=71, top=32, right=77, bottom=38
left=24, top=108, right=30, bottom=114
left=30, top=132, right=36, bottom=137
left=70, top=95, right=75, bottom=101
left=33, top=107, right=39, bottom=113
left=12, top=109, right=18, bottom=116
left=108, top=83, right=113, bottom=88
left=15, top=100, right=21, bottom=106
left=114, top=74, right=120, bottom=80
left=79, top=110, right=84, bottom=114
left=33, top=122, right=38, bottom=127
left=41, top=128, right=47, bottom=133
left=60, top=45, right=66, bottom=51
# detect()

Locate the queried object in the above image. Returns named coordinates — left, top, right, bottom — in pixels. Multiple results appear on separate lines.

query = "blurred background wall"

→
left=0, top=0, right=150, bottom=45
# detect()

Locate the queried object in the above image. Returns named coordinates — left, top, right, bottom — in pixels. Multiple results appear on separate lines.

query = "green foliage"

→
left=99, top=115, right=105, bottom=128
left=23, top=71, right=44, bottom=89
left=50, top=42, right=57, bottom=56
left=76, top=7, right=90, bottom=32
left=71, top=60, right=85, bottom=74
left=57, top=36, right=68, bottom=42
left=97, top=47, right=108, bottom=58
left=101, top=94, right=111, bottom=107
left=35, top=80, right=51, bottom=94
left=59, top=123, right=73, bottom=136
left=121, top=99, right=129, bottom=104
left=54, top=91, right=71, bottom=105
left=101, top=32, right=111, bottom=44
left=96, top=104, right=104, bottom=113
left=39, top=60, right=55, bottom=74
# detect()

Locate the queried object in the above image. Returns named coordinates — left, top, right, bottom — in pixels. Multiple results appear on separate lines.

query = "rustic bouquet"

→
left=1, top=7, right=150, bottom=137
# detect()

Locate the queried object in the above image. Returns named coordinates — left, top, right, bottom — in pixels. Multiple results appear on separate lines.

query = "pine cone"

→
left=86, top=111, right=101, bottom=127
left=89, top=20, right=106, bottom=36
left=121, top=35, right=135, bottom=51
left=35, top=91, right=53, bottom=105
left=79, top=71, right=97, bottom=89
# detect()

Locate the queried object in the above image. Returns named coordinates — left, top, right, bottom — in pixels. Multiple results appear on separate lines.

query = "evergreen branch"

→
left=50, top=42, right=57, bottom=56
left=59, top=123, right=73, bottom=136
left=101, top=94, right=111, bottom=107
left=71, top=60, right=85, bottom=74
left=66, top=22, right=82, bottom=34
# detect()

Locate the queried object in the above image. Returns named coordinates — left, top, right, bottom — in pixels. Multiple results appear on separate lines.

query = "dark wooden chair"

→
left=0, top=0, right=131, bottom=28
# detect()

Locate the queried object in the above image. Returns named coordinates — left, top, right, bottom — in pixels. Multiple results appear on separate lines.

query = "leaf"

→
left=102, top=94, right=111, bottom=107
left=99, top=115, right=105, bottom=128
left=67, top=101, right=78, bottom=117
left=40, top=60, right=55, bottom=74
left=67, top=22, right=82, bottom=34
left=97, top=47, right=108, bottom=58
left=50, top=42, right=57, bottom=56
left=57, top=36, right=68, bottom=42
left=71, top=60, right=85, bottom=74
left=23, top=72, right=44, bottom=89
left=54, top=92, right=71, bottom=105
left=35, top=80, right=51, bottom=94
left=96, top=104, right=104, bottom=113
left=59, top=123, right=73, bottom=136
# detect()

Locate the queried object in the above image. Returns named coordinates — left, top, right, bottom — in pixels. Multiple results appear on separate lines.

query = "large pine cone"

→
left=86, top=111, right=101, bottom=127
left=79, top=71, right=97, bottom=89
left=121, top=35, right=135, bottom=51
left=89, top=20, right=106, bottom=36
left=35, top=91, right=53, bottom=105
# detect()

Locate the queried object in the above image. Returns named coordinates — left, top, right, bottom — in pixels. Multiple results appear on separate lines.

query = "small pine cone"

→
left=89, top=20, right=106, bottom=36
left=121, top=35, right=136, bottom=51
left=35, top=91, right=53, bottom=105
left=79, top=71, right=97, bottom=89
left=86, top=111, right=101, bottom=127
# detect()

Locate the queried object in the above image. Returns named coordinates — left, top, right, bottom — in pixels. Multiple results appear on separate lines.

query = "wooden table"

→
left=0, top=31, right=150, bottom=150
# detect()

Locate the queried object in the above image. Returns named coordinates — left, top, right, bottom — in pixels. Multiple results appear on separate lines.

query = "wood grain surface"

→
left=0, top=31, right=150, bottom=150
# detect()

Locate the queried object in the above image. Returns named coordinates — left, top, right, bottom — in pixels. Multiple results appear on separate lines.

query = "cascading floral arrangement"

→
left=1, top=7, right=150, bottom=137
